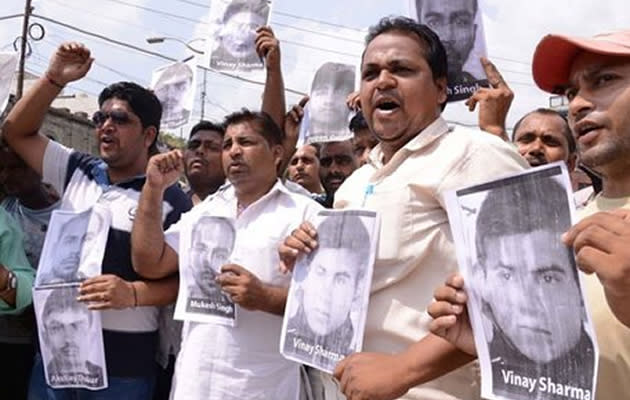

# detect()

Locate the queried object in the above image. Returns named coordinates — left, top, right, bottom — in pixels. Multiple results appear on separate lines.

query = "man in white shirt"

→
left=131, top=110, right=321, bottom=399
left=279, top=16, right=527, bottom=400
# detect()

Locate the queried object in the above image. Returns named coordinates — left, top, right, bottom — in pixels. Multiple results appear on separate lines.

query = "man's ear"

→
left=435, top=77, right=448, bottom=107
left=272, top=144, right=285, bottom=171
left=144, top=126, right=158, bottom=149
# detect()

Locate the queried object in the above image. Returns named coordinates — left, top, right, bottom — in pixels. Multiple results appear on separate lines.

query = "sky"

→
left=2, top=0, right=630, bottom=138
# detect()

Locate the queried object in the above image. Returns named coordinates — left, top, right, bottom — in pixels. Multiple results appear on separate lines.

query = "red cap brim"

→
left=533, top=33, right=630, bottom=93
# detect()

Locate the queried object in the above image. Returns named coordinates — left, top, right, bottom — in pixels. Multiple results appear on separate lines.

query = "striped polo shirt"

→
left=42, top=140, right=191, bottom=377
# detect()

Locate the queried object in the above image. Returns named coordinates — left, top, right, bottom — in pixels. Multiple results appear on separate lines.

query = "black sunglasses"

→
left=92, top=110, right=132, bottom=127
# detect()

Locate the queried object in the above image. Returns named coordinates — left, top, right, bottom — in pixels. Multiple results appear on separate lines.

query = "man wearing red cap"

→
left=430, top=30, right=630, bottom=400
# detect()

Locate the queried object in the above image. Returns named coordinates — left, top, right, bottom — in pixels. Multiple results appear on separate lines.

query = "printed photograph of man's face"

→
left=189, top=216, right=235, bottom=298
left=308, top=62, right=355, bottom=140
left=154, top=63, right=194, bottom=126
left=472, top=178, right=587, bottom=365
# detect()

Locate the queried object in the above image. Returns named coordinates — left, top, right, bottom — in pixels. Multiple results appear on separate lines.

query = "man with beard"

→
left=3, top=42, right=190, bottom=398
left=430, top=29, right=630, bottom=400
left=184, top=121, right=226, bottom=205
left=314, top=141, right=359, bottom=208
left=350, top=112, right=379, bottom=166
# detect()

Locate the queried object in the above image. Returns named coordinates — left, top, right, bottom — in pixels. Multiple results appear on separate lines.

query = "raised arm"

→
left=258, top=26, right=285, bottom=130
left=2, top=42, right=93, bottom=175
left=131, top=150, right=183, bottom=279
left=465, top=57, right=513, bottom=141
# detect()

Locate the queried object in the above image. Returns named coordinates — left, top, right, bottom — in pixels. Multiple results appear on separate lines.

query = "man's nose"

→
left=568, top=91, right=594, bottom=126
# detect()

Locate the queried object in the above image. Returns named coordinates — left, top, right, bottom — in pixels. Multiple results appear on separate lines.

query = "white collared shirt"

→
left=165, top=179, right=321, bottom=400
left=334, top=117, right=528, bottom=400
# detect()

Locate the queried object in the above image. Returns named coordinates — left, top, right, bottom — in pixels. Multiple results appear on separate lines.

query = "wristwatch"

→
left=0, top=270, right=17, bottom=295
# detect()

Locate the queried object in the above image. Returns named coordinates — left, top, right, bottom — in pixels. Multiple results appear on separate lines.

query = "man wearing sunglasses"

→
left=2, top=42, right=192, bottom=399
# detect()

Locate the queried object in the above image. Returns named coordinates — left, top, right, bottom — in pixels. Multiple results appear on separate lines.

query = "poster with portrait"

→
left=33, top=285, right=107, bottom=390
left=174, top=215, right=238, bottom=326
left=299, top=62, right=357, bottom=145
left=280, top=209, right=380, bottom=373
left=444, top=163, right=598, bottom=400
left=408, top=0, right=489, bottom=102
left=0, top=52, right=18, bottom=115
left=35, top=206, right=111, bottom=287
left=206, top=0, right=272, bottom=73
left=150, top=58, right=197, bottom=130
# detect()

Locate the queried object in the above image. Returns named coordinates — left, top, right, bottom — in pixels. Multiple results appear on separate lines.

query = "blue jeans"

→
left=28, top=353, right=155, bottom=400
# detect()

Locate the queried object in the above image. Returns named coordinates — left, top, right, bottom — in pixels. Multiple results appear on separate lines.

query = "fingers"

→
left=563, top=211, right=629, bottom=246
left=429, top=314, right=458, bottom=337
left=333, top=356, right=348, bottom=380
left=298, top=96, right=310, bottom=108
left=278, top=243, right=298, bottom=273
left=574, top=246, right=609, bottom=275
left=219, top=263, right=246, bottom=275
left=481, top=57, right=507, bottom=89
left=154, top=150, right=184, bottom=174
left=288, top=103, right=305, bottom=124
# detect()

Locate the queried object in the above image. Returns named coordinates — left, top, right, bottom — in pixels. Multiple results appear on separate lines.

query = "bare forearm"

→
left=262, top=67, right=286, bottom=131
left=5, top=78, right=60, bottom=141
left=132, top=183, right=170, bottom=278
left=259, top=284, right=287, bottom=316
left=133, top=274, right=179, bottom=307
left=397, top=333, right=477, bottom=388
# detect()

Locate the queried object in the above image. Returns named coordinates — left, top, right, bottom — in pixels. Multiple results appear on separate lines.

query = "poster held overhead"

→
left=408, top=0, right=490, bottom=102
left=207, top=0, right=272, bottom=73
left=444, top=163, right=598, bottom=400
left=303, top=62, right=356, bottom=144
left=280, top=209, right=379, bottom=373
left=151, top=58, right=197, bottom=130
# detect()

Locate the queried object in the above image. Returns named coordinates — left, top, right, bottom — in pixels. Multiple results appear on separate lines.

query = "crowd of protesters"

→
left=0, top=8, right=628, bottom=400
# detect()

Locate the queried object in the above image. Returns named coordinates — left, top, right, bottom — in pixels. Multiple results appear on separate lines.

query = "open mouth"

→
left=374, top=97, right=401, bottom=114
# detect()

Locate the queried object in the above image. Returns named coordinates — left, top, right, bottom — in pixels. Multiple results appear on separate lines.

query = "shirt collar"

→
left=367, top=116, right=450, bottom=168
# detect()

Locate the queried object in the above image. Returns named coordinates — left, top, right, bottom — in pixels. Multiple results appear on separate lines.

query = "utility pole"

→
left=16, top=0, right=33, bottom=99
left=200, top=68, right=207, bottom=120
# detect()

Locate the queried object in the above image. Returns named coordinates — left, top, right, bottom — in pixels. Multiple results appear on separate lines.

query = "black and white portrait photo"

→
left=445, top=164, right=598, bottom=400
left=175, top=215, right=238, bottom=325
left=208, top=0, right=271, bottom=72
left=33, top=286, right=107, bottom=390
left=409, top=0, right=489, bottom=101
left=151, top=60, right=196, bottom=129
left=0, top=52, right=17, bottom=114
left=305, top=62, right=356, bottom=144
left=281, top=209, right=378, bottom=373
left=36, top=208, right=109, bottom=287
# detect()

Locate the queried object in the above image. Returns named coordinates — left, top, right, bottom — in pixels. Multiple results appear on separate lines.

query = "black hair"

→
left=474, top=175, right=578, bottom=284
left=189, top=120, right=226, bottom=140
left=42, top=287, right=92, bottom=330
left=513, top=108, right=576, bottom=154
left=349, top=111, right=368, bottom=133
left=98, top=81, right=162, bottom=152
left=222, top=109, right=285, bottom=147
left=301, top=212, right=371, bottom=284
left=364, top=16, right=448, bottom=111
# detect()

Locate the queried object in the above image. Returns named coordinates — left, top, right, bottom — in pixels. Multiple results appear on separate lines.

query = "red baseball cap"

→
left=532, top=30, right=630, bottom=93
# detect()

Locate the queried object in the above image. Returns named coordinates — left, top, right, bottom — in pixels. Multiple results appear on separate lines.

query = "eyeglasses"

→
left=92, top=110, right=132, bottom=127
